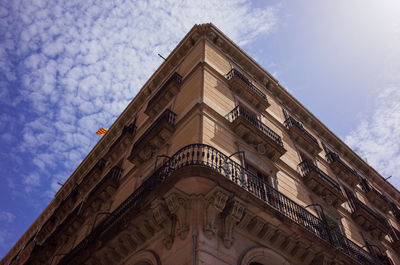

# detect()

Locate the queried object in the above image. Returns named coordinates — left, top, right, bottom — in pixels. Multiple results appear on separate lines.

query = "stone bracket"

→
left=164, top=189, right=190, bottom=240
left=221, top=197, right=245, bottom=248
left=151, top=199, right=175, bottom=249
left=203, top=187, right=230, bottom=239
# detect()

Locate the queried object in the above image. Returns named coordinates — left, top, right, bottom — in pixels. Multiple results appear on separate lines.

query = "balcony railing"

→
left=326, top=151, right=359, bottom=186
left=284, top=116, right=318, bottom=145
left=147, top=72, right=182, bottom=108
left=391, top=203, right=400, bottom=220
left=132, top=109, right=176, bottom=151
left=348, top=195, right=389, bottom=239
left=108, top=122, right=137, bottom=152
left=360, top=178, right=391, bottom=212
left=390, top=227, right=400, bottom=252
left=226, top=69, right=267, bottom=101
left=361, top=179, right=386, bottom=201
left=227, top=105, right=283, bottom=147
left=391, top=226, right=400, bottom=239
left=326, top=152, right=355, bottom=175
left=59, top=144, right=380, bottom=265
left=128, top=109, right=177, bottom=165
left=299, top=161, right=341, bottom=191
left=350, top=197, right=387, bottom=225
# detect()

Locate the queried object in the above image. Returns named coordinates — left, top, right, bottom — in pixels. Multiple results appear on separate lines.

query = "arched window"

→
left=240, top=247, right=291, bottom=265
left=122, top=250, right=160, bottom=265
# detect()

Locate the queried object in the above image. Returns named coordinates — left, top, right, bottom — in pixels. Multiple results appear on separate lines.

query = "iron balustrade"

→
left=390, top=227, right=400, bottom=242
left=109, top=122, right=137, bottom=152
left=131, top=109, right=177, bottom=151
left=326, top=151, right=357, bottom=176
left=227, top=105, right=283, bottom=147
left=107, top=166, right=123, bottom=183
left=333, top=232, right=380, bottom=265
left=391, top=203, right=400, bottom=220
left=284, top=116, right=319, bottom=145
left=298, top=160, right=341, bottom=191
left=226, top=69, right=268, bottom=101
left=147, top=72, right=182, bottom=107
left=360, top=178, right=389, bottom=203
left=59, top=144, right=380, bottom=265
left=349, top=196, right=388, bottom=228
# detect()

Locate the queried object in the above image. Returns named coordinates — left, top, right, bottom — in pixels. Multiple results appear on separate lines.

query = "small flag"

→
left=96, top=128, right=108, bottom=135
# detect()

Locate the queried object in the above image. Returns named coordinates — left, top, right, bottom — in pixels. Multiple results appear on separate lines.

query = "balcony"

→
left=349, top=196, right=389, bottom=240
left=226, top=69, right=270, bottom=112
left=145, top=72, right=182, bottom=118
left=326, top=152, right=359, bottom=187
left=128, top=109, right=177, bottom=166
left=360, top=179, right=391, bottom=213
left=100, top=165, right=123, bottom=198
left=59, top=144, right=380, bottom=265
left=391, top=203, right=400, bottom=221
left=389, top=227, right=400, bottom=253
left=226, top=105, right=286, bottom=161
left=284, top=117, right=322, bottom=155
left=298, top=161, right=345, bottom=207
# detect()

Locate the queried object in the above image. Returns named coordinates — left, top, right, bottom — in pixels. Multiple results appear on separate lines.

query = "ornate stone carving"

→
left=312, top=253, right=335, bottom=265
left=221, top=197, right=245, bottom=248
left=84, top=257, right=103, bottom=265
left=164, top=190, right=190, bottom=240
left=203, top=187, right=230, bottom=239
left=151, top=199, right=174, bottom=249
left=247, top=216, right=265, bottom=236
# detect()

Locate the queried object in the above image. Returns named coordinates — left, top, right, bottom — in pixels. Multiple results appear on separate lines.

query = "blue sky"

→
left=0, top=0, right=399, bottom=258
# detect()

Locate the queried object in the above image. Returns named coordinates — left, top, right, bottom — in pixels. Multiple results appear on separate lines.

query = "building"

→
left=2, top=23, right=400, bottom=265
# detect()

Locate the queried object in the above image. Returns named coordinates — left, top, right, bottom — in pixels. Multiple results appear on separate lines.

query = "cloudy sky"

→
left=0, top=0, right=399, bottom=258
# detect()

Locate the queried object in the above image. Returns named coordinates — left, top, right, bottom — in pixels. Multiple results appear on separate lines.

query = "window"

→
left=324, top=212, right=344, bottom=248
left=246, top=163, right=270, bottom=202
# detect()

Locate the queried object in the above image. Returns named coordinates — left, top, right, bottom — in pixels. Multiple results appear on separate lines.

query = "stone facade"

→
left=2, top=23, right=400, bottom=265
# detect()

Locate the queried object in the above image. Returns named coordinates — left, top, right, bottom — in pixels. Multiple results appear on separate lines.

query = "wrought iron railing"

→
left=148, top=72, right=182, bottom=107
left=284, top=116, right=319, bottom=145
left=390, top=226, right=400, bottom=242
left=360, top=178, right=389, bottom=203
left=391, top=203, right=400, bottom=220
left=59, top=144, right=379, bottom=265
left=326, top=152, right=357, bottom=176
left=349, top=196, right=388, bottom=228
left=298, top=160, right=341, bottom=191
left=109, top=122, right=137, bottom=151
left=132, top=109, right=176, bottom=151
left=226, top=69, right=268, bottom=101
left=226, top=105, right=283, bottom=147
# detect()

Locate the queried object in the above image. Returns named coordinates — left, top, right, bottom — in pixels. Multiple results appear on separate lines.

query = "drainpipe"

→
left=192, top=228, right=198, bottom=265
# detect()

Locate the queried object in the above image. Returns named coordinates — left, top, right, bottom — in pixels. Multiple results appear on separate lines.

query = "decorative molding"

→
left=164, top=189, right=190, bottom=240
left=203, top=187, right=230, bottom=239
left=239, top=247, right=291, bottom=265
left=150, top=199, right=174, bottom=249
left=221, top=197, right=245, bottom=248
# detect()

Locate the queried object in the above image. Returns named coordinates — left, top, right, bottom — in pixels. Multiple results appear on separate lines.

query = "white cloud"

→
left=0, top=211, right=15, bottom=223
left=345, top=85, right=400, bottom=188
left=23, top=173, right=41, bottom=187
left=344, top=4, right=400, bottom=189
left=0, top=0, right=278, bottom=198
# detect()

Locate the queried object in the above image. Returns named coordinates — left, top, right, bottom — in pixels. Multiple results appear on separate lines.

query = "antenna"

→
left=158, top=53, right=167, bottom=61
